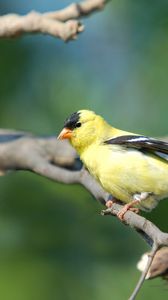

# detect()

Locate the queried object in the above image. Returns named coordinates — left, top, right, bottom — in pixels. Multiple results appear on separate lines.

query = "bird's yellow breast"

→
left=80, top=143, right=168, bottom=210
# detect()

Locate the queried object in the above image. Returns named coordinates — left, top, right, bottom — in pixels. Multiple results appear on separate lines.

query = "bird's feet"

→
left=102, top=196, right=141, bottom=220
left=117, top=201, right=140, bottom=221
left=117, top=192, right=152, bottom=221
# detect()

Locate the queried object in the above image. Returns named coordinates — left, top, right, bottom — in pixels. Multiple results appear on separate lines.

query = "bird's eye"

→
left=76, top=122, right=81, bottom=128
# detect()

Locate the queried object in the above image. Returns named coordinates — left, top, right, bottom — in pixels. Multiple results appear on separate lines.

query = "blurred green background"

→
left=0, top=1, right=168, bottom=299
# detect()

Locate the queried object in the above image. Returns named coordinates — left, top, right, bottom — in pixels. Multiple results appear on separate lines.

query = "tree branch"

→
left=0, top=0, right=107, bottom=41
left=0, top=130, right=167, bottom=248
left=0, top=129, right=168, bottom=299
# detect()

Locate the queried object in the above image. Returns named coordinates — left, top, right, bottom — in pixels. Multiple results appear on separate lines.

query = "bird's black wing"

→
left=104, top=135, right=168, bottom=160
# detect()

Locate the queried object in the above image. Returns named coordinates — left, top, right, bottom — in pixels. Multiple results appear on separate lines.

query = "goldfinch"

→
left=58, top=110, right=168, bottom=219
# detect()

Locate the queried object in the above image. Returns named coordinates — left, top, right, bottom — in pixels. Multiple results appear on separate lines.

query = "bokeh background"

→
left=0, top=1, right=168, bottom=299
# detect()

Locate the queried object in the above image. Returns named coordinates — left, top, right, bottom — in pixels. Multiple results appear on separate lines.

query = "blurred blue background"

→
left=0, top=1, right=168, bottom=299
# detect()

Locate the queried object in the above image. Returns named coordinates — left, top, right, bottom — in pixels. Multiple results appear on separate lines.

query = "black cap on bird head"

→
left=64, top=111, right=81, bottom=130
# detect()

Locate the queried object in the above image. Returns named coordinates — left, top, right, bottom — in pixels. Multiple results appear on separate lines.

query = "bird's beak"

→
left=57, top=128, right=73, bottom=140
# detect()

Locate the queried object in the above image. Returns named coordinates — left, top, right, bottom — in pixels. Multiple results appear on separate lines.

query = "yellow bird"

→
left=58, top=110, right=168, bottom=219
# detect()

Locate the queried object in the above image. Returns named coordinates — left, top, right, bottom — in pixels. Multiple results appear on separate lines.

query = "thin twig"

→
left=129, top=244, right=158, bottom=300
